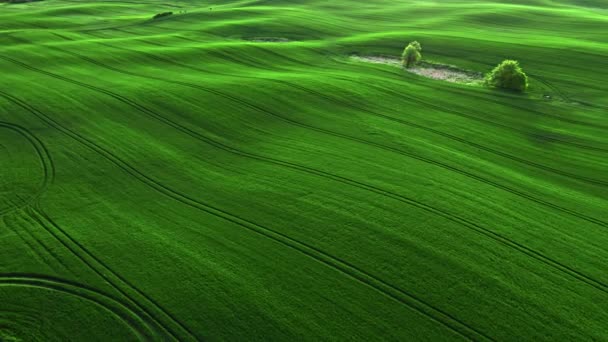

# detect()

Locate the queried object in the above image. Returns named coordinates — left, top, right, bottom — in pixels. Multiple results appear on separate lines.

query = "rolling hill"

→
left=1, top=0, right=607, bottom=340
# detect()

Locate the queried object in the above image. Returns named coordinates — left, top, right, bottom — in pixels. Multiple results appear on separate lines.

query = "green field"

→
left=1, top=0, right=607, bottom=340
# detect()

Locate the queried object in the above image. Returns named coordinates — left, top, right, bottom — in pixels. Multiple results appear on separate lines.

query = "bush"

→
left=153, top=11, right=173, bottom=19
left=402, top=41, right=422, bottom=68
left=485, top=60, right=529, bottom=92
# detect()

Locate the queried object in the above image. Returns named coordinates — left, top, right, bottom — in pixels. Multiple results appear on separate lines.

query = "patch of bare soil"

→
left=351, top=55, right=483, bottom=86
left=351, top=55, right=401, bottom=66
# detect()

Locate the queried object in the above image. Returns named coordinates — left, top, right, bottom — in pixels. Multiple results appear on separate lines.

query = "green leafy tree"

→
left=485, top=60, right=529, bottom=92
left=402, top=41, right=422, bottom=68
left=410, top=41, right=422, bottom=52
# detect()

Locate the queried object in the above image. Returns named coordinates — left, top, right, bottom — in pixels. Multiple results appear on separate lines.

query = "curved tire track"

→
left=6, top=36, right=608, bottom=334
left=25, top=206, right=193, bottom=341
left=23, top=31, right=608, bottom=153
left=0, top=121, right=54, bottom=216
left=86, top=36, right=608, bottom=161
left=3, top=58, right=608, bottom=340
left=3, top=50, right=608, bottom=301
left=0, top=273, right=156, bottom=341
left=5, top=212, right=72, bottom=273
left=329, top=55, right=608, bottom=151
left=0, top=90, right=492, bottom=341
left=412, top=50, right=608, bottom=130
left=39, top=42, right=608, bottom=230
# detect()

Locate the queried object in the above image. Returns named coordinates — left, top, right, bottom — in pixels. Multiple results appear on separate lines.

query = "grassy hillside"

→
left=1, top=0, right=607, bottom=340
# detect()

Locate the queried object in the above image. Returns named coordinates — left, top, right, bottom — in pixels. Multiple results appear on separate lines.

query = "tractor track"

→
left=0, top=273, right=155, bottom=341
left=337, top=49, right=608, bottom=130
left=34, top=38, right=608, bottom=231
left=422, top=50, right=608, bottom=128
left=86, top=31, right=608, bottom=153
left=6, top=36, right=608, bottom=239
left=86, top=32, right=608, bottom=154
left=36, top=31, right=608, bottom=153
left=3, top=55, right=608, bottom=338
left=135, top=32, right=608, bottom=151
left=5, top=212, right=73, bottom=273
left=7, top=32, right=605, bottom=340
left=26, top=206, right=195, bottom=341
left=2, top=214, right=64, bottom=271
left=0, top=89, right=493, bottom=341
left=109, top=22, right=608, bottom=120
left=0, top=121, right=55, bottom=216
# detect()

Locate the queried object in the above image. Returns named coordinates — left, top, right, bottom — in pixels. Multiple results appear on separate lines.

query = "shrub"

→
left=402, top=41, right=422, bottom=68
left=485, top=60, right=529, bottom=92
left=153, top=11, right=173, bottom=19
left=410, top=41, right=422, bottom=52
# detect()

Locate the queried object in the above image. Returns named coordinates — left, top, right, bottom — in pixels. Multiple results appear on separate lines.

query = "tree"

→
left=485, top=60, right=529, bottom=92
left=409, top=41, right=422, bottom=52
left=402, top=41, right=422, bottom=68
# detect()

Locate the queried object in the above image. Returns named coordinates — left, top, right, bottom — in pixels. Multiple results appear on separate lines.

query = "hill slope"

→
left=1, top=0, right=607, bottom=340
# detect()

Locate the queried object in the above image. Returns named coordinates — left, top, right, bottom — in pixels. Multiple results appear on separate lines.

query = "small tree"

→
left=485, top=60, right=529, bottom=92
left=409, top=41, right=422, bottom=52
left=402, top=41, right=422, bottom=68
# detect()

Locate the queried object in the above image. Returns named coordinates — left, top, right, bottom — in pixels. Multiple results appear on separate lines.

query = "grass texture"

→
left=1, top=0, right=607, bottom=340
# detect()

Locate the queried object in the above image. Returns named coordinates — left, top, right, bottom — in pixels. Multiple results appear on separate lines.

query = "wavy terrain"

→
left=1, top=0, right=607, bottom=340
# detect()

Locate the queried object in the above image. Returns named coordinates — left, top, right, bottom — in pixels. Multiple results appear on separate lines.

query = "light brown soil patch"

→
left=351, top=55, right=483, bottom=86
